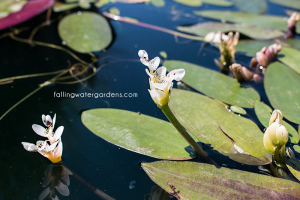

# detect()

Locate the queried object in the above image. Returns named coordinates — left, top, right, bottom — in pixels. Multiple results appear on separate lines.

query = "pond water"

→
left=0, top=1, right=299, bottom=200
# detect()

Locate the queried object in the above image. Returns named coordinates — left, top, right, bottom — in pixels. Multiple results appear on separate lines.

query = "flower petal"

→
left=156, top=66, right=167, bottom=79
left=149, top=89, right=167, bottom=107
left=167, top=69, right=185, bottom=81
left=37, top=141, right=47, bottom=151
left=53, top=126, right=64, bottom=141
left=42, top=115, right=47, bottom=126
left=149, top=79, right=168, bottom=91
left=47, top=142, right=58, bottom=151
left=22, top=142, right=38, bottom=152
left=148, top=57, right=160, bottom=72
left=138, top=50, right=148, bottom=60
left=32, top=124, right=47, bottom=137
left=54, top=141, right=63, bottom=158
left=145, top=69, right=153, bottom=79
left=52, top=114, right=56, bottom=128
left=204, top=32, right=216, bottom=42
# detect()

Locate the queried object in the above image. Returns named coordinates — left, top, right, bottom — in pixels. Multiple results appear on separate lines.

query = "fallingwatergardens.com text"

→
left=54, top=91, right=138, bottom=98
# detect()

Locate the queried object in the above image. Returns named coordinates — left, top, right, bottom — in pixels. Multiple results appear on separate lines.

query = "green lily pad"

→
left=230, top=105, right=246, bottom=115
left=254, top=101, right=299, bottom=144
left=264, top=62, right=300, bottom=124
left=0, top=0, right=27, bottom=19
left=164, top=60, right=260, bottom=108
left=279, top=47, right=300, bottom=75
left=293, top=145, right=300, bottom=155
left=232, top=0, right=267, bottom=14
left=194, top=10, right=300, bottom=33
left=53, top=2, right=78, bottom=12
left=269, top=0, right=300, bottom=10
left=159, top=51, right=167, bottom=59
left=142, top=161, right=300, bottom=199
left=285, top=157, right=300, bottom=182
left=172, top=0, right=202, bottom=7
left=235, top=40, right=274, bottom=57
left=58, top=12, right=112, bottom=53
left=81, top=108, right=199, bottom=160
left=177, top=22, right=283, bottom=40
left=202, top=0, right=232, bottom=7
left=169, top=89, right=271, bottom=165
left=149, top=0, right=165, bottom=7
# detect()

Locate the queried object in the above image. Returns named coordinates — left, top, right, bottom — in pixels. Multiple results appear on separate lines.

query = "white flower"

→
left=204, top=32, right=229, bottom=43
left=22, top=140, right=63, bottom=163
left=32, top=114, right=64, bottom=144
left=138, top=50, right=185, bottom=107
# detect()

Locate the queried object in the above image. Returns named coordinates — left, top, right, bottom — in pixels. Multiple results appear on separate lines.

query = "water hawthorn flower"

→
left=22, top=114, right=64, bottom=163
left=138, top=50, right=185, bottom=108
left=263, top=110, right=288, bottom=157
left=204, top=32, right=229, bottom=43
left=285, top=12, right=300, bottom=38
left=255, top=43, right=282, bottom=71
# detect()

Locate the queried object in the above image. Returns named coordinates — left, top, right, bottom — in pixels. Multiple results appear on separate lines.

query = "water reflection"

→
left=144, top=185, right=171, bottom=200
left=38, top=164, right=72, bottom=200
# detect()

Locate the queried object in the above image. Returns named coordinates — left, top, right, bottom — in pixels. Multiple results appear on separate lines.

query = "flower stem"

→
left=160, top=104, right=218, bottom=165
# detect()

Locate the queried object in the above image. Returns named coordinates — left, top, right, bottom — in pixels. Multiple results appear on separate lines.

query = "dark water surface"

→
left=0, top=1, right=297, bottom=200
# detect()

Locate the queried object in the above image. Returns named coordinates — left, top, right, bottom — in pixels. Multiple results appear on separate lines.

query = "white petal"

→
left=47, top=142, right=58, bottom=151
left=138, top=50, right=148, bottom=59
left=204, top=32, right=216, bottom=42
left=150, top=80, right=168, bottom=91
left=52, top=114, right=56, bottom=128
left=56, top=181, right=69, bottom=196
left=149, top=89, right=166, bottom=104
left=140, top=58, right=149, bottom=66
left=37, top=141, right=47, bottom=151
left=46, top=115, right=52, bottom=126
left=42, top=115, right=47, bottom=126
left=148, top=57, right=160, bottom=71
left=145, top=69, right=153, bottom=79
left=22, top=142, right=38, bottom=152
left=53, top=126, right=64, bottom=141
left=32, top=124, right=47, bottom=137
left=167, top=69, right=185, bottom=81
left=54, top=141, right=63, bottom=157
left=156, top=66, right=167, bottom=79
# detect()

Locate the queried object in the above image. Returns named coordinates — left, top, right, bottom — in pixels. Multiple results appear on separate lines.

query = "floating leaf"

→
left=194, top=10, right=300, bottom=33
left=159, top=51, right=167, bottom=59
left=177, top=22, right=283, bottom=40
left=53, top=2, right=78, bottom=12
left=108, top=7, right=120, bottom=16
left=202, top=0, right=232, bottom=7
left=294, top=145, right=300, bottom=155
left=230, top=105, right=246, bottom=115
left=279, top=47, right=300, bottom=75
left=232, top=0, right=267, bottom=14
left=254, top=101, right=299, bottom=144
left=285, top=157, right=300, bottom=182
left=81, top=109, right=199, bottom=160
left=142, top=161, right=300, bottom=199
left=269, top=0, right=300, bottom=10
left=58, top=12, right=112, bottom=53
left=172, top=0, right=202, bottom=7
left=236, top=40, right=275, bottom=57
left=264, top=62, right=300, bottom=124
left=0, top=0, right=54, bottom=31
left=149, top=0, right=165, bottom=7
left=169, top=89, right=271, bottom=165
left=164, top=60, right=260, bottom=108
left=0, top=0, right=27, bottom=19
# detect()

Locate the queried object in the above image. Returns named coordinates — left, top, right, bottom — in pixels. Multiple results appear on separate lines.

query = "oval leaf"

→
left=294, top=145, right=300, bottom=154
left=58, top=12, right=112, bottom=53
left=264, top=62, right=300, bottom=124
left=172, top=0, right=202, bottom=7
left=142, top=161, right=300, bottom=199
left=202, top=0, right=232, bottom=7
left=232, top=0, right=267, bottom=14
left=81, top=109, right=199, bottom=160
left=254, top=101, right=299, bottom=144
left=230, top=105, right=246, bottom=115
left=269, top=0, right=300, bottom=10
left=164, top=60, right=260, bottom=108
left=286, top=157, right=300, bottom=182
left=279, top=47, right=300, bottom=75
left=194, top=11, right=295, bottom=33
left=0, top=0, right=54, bottom=31
left=169, top=89, right=271, bottom=164
left=177, top=22, right=283, bottom=40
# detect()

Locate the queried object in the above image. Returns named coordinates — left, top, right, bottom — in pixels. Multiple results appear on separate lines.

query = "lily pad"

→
left=149, top=0, right=165, bottom=7
left=232, top=0, right=267, bottom=14
left=169, top=89, right=271, bottom=165
left=230, top=105, right=246, bottom=115
left=58, top=12, right=112, bottom=53
left=164, top=60, right=260, bottom=108
left=254, top=101, right=299, bottom=144
left=81, top=108, right=199, bottom=160
left=53, top=2, right=78, bottom=12
left=202, top=0, right=232, bottom=7
left=293, top=145, right=300, bottom=155
left=177, top=22, right=283, bottom=40
left=279, top=47, right=300, bottom=75
left=0, top=0, right=54, bottom=31
left=194, top=10, right=300, bottom=33
left=142, top=161, right=300, bottom=199
left=235, top=40, right=274, bottom=57
left=0, top=0, right=27, bottom=19
left=269, top=0, right=300, bottom=10
left=172, top=0, right=202, bottom=7
left=264, top=62, right=300, bottom=124
left=285, top=157, right=300, bottom=182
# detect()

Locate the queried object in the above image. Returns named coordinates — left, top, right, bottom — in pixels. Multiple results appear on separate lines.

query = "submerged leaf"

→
left=58, top=12, right=112, bottom=53
left=169, top=89, right=271, bottom=165
left=142, top=161, right=300, bottom=199
left=269, top=0, right=300, bottom=10
left=164, top=60, right=260, bottom=108
left=177, top=22, right=283, bottom=40
left=232, top=0, right=267, bottom=14
left=254, top=101, right=299, bottom=144
left=81, top=109, right=199, bottom=160
left=264, top=62, right=300, bottom=124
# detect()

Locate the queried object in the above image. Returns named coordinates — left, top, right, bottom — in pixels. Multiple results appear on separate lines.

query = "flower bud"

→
left=229, top=63, right=253, bottom=82
left=285, top=12, right=300, bottom=38
left=269, top=109, right=283, bottom=125
left=256, top=44, right=282, bottom=69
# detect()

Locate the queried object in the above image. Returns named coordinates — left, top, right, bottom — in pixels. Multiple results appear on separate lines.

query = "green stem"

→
left=160, top=104, right=218, bottom=165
